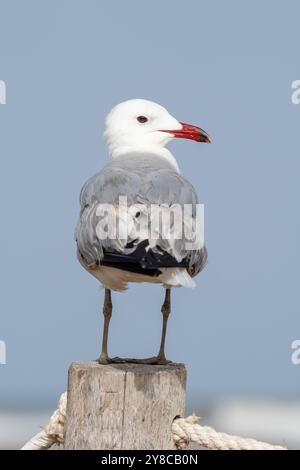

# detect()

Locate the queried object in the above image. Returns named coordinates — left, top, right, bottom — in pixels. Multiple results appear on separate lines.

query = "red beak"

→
left=161, top=122, right=212, bottom=143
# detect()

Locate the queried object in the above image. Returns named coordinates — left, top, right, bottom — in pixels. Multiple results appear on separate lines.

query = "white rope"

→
left=21, top=392, right=287, bottom=451
left=171, top=415, right=286, bottom=450
left=21, top=431, right=57, bottom=450
left=21, top=392, right=67, bottom=450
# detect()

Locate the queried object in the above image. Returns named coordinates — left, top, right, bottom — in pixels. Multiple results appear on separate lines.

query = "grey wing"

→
left=75, top=166, right=141, bottom=266
left=75, top=160, right=207, bottom=276
left=140, top=169, right=199, bottom=206
left=140, top=170, right=207, bottom=274
left=79, top=166, right=141, bottom=206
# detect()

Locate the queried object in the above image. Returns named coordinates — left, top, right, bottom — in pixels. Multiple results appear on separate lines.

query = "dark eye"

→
left=137, top=115, right=148, bottom=123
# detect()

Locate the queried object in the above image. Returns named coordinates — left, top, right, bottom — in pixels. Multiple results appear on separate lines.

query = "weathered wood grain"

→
left=64, top=361, right=186, bottom=450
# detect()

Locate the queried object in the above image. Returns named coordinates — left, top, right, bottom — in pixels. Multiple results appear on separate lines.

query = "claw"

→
left=98, top=353, right=110, bottom=365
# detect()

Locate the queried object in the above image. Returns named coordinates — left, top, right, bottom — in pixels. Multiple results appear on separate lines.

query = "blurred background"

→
left=0, top=0, right=299, bottom=449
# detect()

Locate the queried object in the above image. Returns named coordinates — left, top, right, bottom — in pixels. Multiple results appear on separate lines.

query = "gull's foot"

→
left=155, top=354, right=172, bottom=365
left=97, top=353, right=110, bottom=365
left=110, top=356, right=173, bottom=365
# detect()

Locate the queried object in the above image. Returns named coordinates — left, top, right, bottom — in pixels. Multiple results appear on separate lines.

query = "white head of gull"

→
left=104, top=99, right=211, bottom=172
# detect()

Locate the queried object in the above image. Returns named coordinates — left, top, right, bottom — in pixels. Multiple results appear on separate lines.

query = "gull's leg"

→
left=98, top=289, right=112, bottom=364
left=156, top=288, right=171, bottom=364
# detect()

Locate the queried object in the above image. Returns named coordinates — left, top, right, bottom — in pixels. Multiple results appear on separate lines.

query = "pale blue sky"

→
left=0, top=0, right=299, bottom=409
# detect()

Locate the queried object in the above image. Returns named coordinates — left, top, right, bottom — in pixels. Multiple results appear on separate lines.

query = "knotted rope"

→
left=21, top=392, right=67, bottom=450
left=21, top=392, right=287, bottom=451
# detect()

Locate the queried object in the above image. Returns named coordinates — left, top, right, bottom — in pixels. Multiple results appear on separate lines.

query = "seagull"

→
left=75, top=99, right=211, bottom=364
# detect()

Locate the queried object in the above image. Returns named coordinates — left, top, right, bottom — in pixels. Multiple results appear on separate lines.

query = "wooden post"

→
left=64, top=361, right=186, bottom=450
